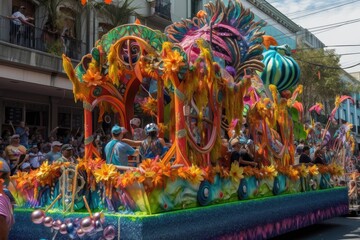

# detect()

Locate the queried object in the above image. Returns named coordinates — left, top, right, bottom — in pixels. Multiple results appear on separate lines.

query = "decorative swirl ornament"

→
left=238, top=178, right=249, bottom=200
left=197, top=181, right=213, bottom=206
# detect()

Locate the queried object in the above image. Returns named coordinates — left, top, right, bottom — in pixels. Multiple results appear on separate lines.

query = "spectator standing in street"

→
left=4, top=134, right=27, bottom=171
left=55, top=144, right=76, bottom=163
left=28, top=144, right=44, bottom=169
left=15, top=121, right=29, bottom=149
left=43, top=141, right=62, bottom=163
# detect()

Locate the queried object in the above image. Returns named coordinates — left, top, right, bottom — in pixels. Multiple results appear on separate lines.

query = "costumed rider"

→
left=130, top=117, right=146, bottom=141
left=105, top=125, right=139, bottom=166
left=139, top=123, right=168, bottom=159
left=230, top=137, right=257, bottom=167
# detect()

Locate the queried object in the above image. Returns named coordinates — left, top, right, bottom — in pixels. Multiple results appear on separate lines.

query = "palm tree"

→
left=94, top=0, right=138, bottom=28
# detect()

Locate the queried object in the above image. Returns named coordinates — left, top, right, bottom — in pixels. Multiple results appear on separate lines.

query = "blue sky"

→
left=268, top=0, right=360, bottom=74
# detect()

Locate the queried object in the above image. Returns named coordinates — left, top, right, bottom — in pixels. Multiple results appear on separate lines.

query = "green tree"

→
left=293, top=48, right=357, bottom=119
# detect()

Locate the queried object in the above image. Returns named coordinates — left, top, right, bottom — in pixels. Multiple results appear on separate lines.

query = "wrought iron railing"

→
left=0, top=16, right=86, bottom=61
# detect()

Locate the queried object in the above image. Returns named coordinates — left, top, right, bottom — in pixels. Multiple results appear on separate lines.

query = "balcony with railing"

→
left=0, top=16, right=86, bottom=64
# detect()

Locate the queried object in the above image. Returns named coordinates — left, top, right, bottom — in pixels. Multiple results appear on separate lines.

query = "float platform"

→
left=10, top=188, right=348, bottom=240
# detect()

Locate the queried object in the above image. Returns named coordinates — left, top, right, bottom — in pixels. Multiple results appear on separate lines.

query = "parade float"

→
left=9, top=0, right=349, bottom=239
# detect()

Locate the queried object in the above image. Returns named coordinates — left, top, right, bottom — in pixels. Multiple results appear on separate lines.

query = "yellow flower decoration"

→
left=328, top=163, right=344, bottom=177
left=187, top=165, right=204, bottom=185
left=163, top=50, right=184, bottom=73
left=93, top=164, right=118, bottom=183
left=229, top=162, right=244, bottom=183
left=36, top=161, right=56, bottom=186
left=308, top=165, right=319, bottom=176
left=298, top=164, right=309, bottom=177
left=261, top=165, right=278, bottom=180
left=162, top=47, right=185, bottom=87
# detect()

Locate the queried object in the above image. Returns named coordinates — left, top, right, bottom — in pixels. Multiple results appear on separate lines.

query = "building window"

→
left=191, top=0, right=203, bottom=18
left=351, top=113, right=355, bottom=124
left=5, top=106, right=23, bottom=125
left=343, top=109, right=347, bottom=121
left=155, top=0, right=171, bottom=20
left=58, top=106, right=83, bottom=132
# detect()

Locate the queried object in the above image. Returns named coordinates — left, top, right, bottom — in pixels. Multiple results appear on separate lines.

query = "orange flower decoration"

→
left=116, top=171, right=137, bottom=188
left=82, top=68, right=105, bottom=87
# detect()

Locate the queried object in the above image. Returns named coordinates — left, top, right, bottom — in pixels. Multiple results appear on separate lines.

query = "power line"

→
left=269, top=17, right=360, bottom=43
left=270, top=0, right=355, bottom=18
left=294, top=58, right=360, bottom=70
left=308, top=18, right=360, bottom=31
left=257, top=0, right=360, bottom=42
left=291, top=0, right=360, bottom=20
left=253, top=0, right=360, bottom=25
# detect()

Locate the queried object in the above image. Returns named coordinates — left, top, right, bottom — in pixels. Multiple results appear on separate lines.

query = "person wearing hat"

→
left=43, top=141, right=62, bottom=163
left=105, top=125, right=139, bottom=166
left=130, top=118, right=146, bottom=141
left=0, top=158, right=15, bottom=239
left=28, top=143, right=44, bottom=169
left=55, top=144, right=76, bottom=163
left=230, top=138, right=257, bottom=167
left=20, top=162, right=31, bottom=173
left=4, top=134, right=27, bottom=171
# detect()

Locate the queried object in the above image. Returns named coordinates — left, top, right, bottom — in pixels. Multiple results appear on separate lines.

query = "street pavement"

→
left=272, top=216, right=360, bottom=240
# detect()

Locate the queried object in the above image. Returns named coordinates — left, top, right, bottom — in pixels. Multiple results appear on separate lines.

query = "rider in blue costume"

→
left=105, top=125, right=139, bottom=166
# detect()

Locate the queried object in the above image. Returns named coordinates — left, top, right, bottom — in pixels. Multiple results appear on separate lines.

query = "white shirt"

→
left=11, top=11, right=26, bottom=25
left=29, top=151, right=44, bottom=168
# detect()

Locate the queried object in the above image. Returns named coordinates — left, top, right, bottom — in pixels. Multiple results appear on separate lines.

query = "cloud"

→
left=269, top=0, right=360, bottom=73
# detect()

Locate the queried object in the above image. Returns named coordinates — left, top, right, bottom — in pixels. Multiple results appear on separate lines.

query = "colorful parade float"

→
left=9, top=0, right=349, bottom=239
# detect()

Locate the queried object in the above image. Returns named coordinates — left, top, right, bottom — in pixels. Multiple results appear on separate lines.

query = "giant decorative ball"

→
left=31, top=210, right=46, bottom=224
left=80, top=217, right=94, bottom=233
left=103, top=225, right=116, bottom=240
